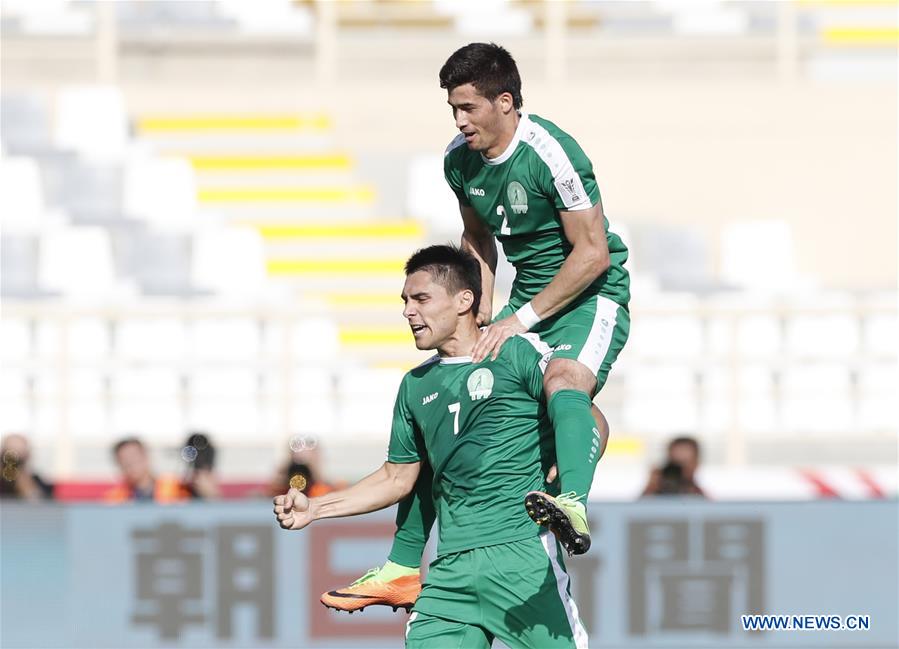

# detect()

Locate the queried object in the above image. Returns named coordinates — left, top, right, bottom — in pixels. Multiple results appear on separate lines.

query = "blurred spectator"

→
left=105, top=437, right=190, bottom=504
left=0, top=434, right=53, bottom=500
left=181, top=431, right=220, bottom=500
left=642, top=436, right=706, bottom=497
left=269, top=437, right=340, bottom=498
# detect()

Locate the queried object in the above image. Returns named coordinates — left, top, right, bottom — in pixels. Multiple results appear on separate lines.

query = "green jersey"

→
left=444, top=112, right=630, bottom=310
left=387, top=334, right=556, bottom=557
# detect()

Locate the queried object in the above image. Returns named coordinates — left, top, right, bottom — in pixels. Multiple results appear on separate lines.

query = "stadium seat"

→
left=111, top=368, right=180, bottom=399
left=38, top=226, right=119, bottom=299
left=289, top=318, right=340, bottom=361
left=623, top=365, right=699, bottom=434
left=55, top=86, right=128, bottom=160
left=863, top=313, right=897, bottom=356
left=0, top=0, right=93, bottom=35
left=218, top=0, right=313, bottom=35
left=0, top=319, right=31, bottom=361
left=187, top=400, right=260, bottom=439
left=189, top=369, right=258, bottom=398
left=38, top=155, right=124, bottom=222
left=66, top=319, right=111, bottom=360
left=628, top=302, right=703, bottom=359
left=406, top=154, right=460, bottom=236
left=117, top=319, right=187, bottom=360
left=857, top=363, right=897, bottom=431
left=190, top=319, right=260, bottom=360
left=781, top=364, right=852, bottom=434
left=0, top=157, right=46, bottom=231
left=109, top=401, right=183, bottom=439
left=1, top=235, right=51, bottom=298
left=720, top=221, right=809, bottom=293
left=191, top=226, right=267, bottom=297
left=127, top=232, right=205, bottom=296
left=785, top=313, right=860, bottom=359
left=123, top=153, right=198, bottom=231
left=0, top=93, right=53, bottom=153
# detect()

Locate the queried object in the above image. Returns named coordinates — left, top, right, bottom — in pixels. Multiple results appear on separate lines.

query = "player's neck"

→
left=484, top=111, right=521, bottom=160
left=436, top=320, right=481, bottom=359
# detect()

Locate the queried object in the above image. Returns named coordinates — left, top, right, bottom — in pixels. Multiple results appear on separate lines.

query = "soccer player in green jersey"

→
left=276, top=245, right=588, bottom=648
left=442, top=42, right=630, bottom=553
left=324, top=42, right=629, bottom=612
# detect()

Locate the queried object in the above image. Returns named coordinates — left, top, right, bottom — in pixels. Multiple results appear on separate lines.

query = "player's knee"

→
left=544, top=359, right=595, bottom=397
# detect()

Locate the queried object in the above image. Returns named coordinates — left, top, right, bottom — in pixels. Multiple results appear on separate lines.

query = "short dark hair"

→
left=439, top=42, right=523, bottom=110
left=113, top=436, right=145, bottom=456
left=405, top=244, right=482, bottom=316
left=669, top=436, right=700, bottom=457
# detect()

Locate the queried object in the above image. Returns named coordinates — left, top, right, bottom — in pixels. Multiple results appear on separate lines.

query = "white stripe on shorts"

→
left=540, top=532, right=589, bottom=648
left=405, top=611, right=418, bottom=639
left=576, top=295, right=620, bottom=377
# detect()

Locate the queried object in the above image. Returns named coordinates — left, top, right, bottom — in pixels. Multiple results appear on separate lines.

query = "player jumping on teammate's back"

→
left=276, top=246, right=588, bottom=648
left=324, top=41, right=631, bottom=612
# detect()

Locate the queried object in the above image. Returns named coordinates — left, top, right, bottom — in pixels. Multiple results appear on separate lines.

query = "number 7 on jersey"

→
left=448, top=402, right=461, bottom=435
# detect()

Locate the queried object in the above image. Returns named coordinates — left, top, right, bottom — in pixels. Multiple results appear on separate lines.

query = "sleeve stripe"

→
left=521, top=118, right=593, bottom=211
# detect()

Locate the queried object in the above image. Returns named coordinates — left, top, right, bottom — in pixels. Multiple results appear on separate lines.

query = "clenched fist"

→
left=273, top=488, right=314, bottom=530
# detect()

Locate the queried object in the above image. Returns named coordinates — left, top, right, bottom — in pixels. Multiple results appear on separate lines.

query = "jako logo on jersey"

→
left=469, top=187, right=485, bottom=197
left=554, top=344, right=572, bottom=351
left=422, top=392, right=439, bottom=405
left=467, top=368, right=494, bottom=401
left=507, top=181, right=529, bottom=214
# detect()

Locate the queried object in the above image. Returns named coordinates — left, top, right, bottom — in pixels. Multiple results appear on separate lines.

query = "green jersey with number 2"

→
left=444, top=112, right=630, bottom=311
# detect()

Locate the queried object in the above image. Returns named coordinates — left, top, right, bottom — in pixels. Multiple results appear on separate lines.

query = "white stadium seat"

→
left=0, top=319, right=31, bottom=361
left=290, top=318, right=340, bottom=362
left=117, top=319, right=187, bottom=360
left=55, top=86, right=127, bottom=160
left=190, top=319, right=260, bottom=360
left=0, top=157, right=45, bottom=232
left=111, top=369, right=180, bottom=399
left=189, top=370, right=257, bottom=398
left=186, top=401, right=260, bottom=439
left=123, top=153, right=198, bottom=231
left=38, top=226, right=118, bottom=299
left=785, top=314, right=860, bottom=359
left=191, top=227, right=267, bottom=297
left=781, top=364, right=852, bottom=433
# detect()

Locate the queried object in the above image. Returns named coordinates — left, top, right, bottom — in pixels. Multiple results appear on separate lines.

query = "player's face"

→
left=447, top=83, right=508, bottom=153
left=401, top=270, right=464, bottom=351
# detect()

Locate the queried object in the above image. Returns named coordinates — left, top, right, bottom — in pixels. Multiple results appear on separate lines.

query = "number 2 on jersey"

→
left=448, top=402, right=461, bottom=435
left=497, top=205, right=511, bottom=235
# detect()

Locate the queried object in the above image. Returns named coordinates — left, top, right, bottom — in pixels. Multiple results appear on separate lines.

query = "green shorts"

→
left=405, top=533, right=588, bottom=649
left=495, top=294, right=630, bottom=392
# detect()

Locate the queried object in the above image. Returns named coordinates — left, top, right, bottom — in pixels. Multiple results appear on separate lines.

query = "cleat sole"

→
left=524, top=491, right=591, bottom=556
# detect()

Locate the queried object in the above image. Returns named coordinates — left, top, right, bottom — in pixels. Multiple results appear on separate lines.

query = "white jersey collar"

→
left=439, top=356, right=472, bottom=365
left=481, top=111, right=528, bottom=166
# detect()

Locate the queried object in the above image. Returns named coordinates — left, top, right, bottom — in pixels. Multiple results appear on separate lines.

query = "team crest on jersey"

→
left=467, top=368, right=494, bottom=401
left=507, top=181, right=529, bottom=215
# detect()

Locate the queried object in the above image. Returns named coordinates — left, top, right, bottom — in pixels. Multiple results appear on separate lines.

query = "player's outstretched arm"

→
left=459, top=202, right=497, bottom=327
left=273, top=461, right=420, bottom=531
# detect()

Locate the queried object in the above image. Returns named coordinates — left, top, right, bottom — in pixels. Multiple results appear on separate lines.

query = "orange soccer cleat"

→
left=320, top=563, right=421, bottom=614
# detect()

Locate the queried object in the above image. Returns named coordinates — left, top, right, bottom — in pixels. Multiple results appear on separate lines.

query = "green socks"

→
left=547, top=389, right=600, bottom=504
left=378, top=560, right=419, bottom=580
